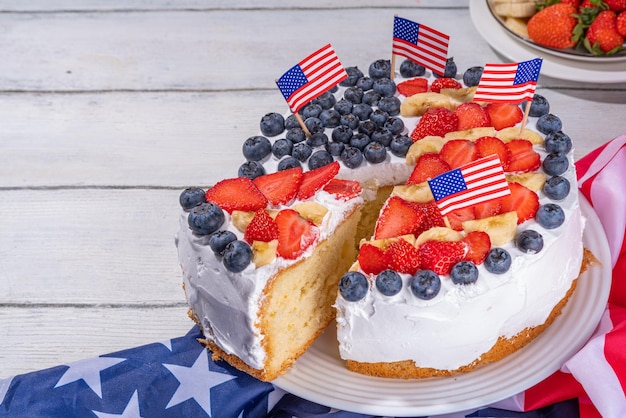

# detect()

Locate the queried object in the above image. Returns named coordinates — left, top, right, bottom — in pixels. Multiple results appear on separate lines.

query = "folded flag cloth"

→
left=0, top=135, right=625, bottom=418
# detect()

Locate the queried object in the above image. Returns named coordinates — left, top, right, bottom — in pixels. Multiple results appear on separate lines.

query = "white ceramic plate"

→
left=469, top=0, right=626, bottom=83
left=273, top=194, right=612, bottom=416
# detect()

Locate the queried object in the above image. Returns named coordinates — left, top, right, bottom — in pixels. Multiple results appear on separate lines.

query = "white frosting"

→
left=335, top=124, right=586, bottom=370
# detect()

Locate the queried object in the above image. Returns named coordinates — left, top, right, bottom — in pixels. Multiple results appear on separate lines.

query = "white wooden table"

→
left=1, top=0, right=625, bottom=380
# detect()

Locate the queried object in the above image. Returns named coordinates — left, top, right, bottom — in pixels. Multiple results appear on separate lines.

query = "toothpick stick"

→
left=294, top=112, right=312, bottom=137
left=443, top=215, right=452, bottom=230
left=519, top=98, right=532, bottom=136
left=390, top=54, right=396, bottom=81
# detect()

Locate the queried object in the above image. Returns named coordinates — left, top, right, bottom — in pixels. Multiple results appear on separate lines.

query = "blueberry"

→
left=536, top=113, right=563, bottom=134
left=339, top=113, right=360, bottom=130
left=319, top=109, right=341, bottom=128
left=375, top=269, right=403, bottom=296
left=350, top=133, right=371, bottom=151
left=462, top=66, right=483, bottom=87
left=339, top=66, right=364, bottom=87
left=544, top=131, right=572, bottom=154
left=308, top=150, right=334, bottom=170
left=238, top=161, right=266, bottom=179
left=302, top=103, right=322, bottom=119
left=242, top=136, right=272, bottom=161
left=341, top=146, right=364, bottom=169
left=515, top=229, right=544, bottom=254
left=390, top=135, right=413, bottom=157
left=179, top=187, right=206, bottom=210
left=543, top=175, right=570, bottom=200
left=370, top=109, right=389, bottom=127
left=364, top=141, right=388, bottom=163
left=312, top=91, right=336, bottom=109
left=208, top=230, right=237, bottom=256
left=277, top=156, right=302, bottom=171
left=410, top=270, right=441, bottom=300
left=339, top=271, right=369, bottom=302
left=306, top=132, right=329, bottom=148
left=536, top=203, right=565, bottom=229
left=400, top=59, right=426, bottom=78
left=384, top=117, right=405, bottom=135
left=285, top=114, right=300, bottom=129
left=272, top=138, right=293, bottom=159
left=484, top=248, right=512, bottom=274
left=353, top=103, right=373, bottom=121
left=373, top=77, right=396, bottom=98
left=332, top=125, right=353, bottom=144
left=434, top=57, right=457, bottom=78
left=344, top=86, right=364, bottom=104
left=369, top=59, right=392, bottom=79
left=326, top=141, right=345, bottom=156
left=292, top=142, right=313, bottom=162
left=362, top=90, right=381, bottom=106
left=304, top=117, right=324, bottom=134
left=521, top=94, right=550, bottom=117
left=358, top=120, right=376, bottom=137
left=334, top=98, right=354, bottom=115
left=223, top=240, right=253, bottom=273
left=259, top=112, right=285, bottom=137
left=450, top=261, right=479, bottom=285
left=356, top=76, right=374, bottom=91
left=543, top=153, right=569, bottom=176
left=188, top=202, right=225, bottom=235
left=377, top=96, right=401, bottom=116
left=370, top=127, right=394, bottom=147
left=286, top=127, right=306, bottom=143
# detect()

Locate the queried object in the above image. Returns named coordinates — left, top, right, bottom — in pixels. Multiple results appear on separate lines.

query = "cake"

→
left=175, top=57, right=586, bottom=381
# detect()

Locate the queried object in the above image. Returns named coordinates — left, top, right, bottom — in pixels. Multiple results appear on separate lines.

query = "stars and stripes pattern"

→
left=392, top=16, right=450, bottom=76
left=473, top=58, right=543, bottom=103
left=276, top=43, right=348, bottom=113
left=428, top=154, right=510, bottom=216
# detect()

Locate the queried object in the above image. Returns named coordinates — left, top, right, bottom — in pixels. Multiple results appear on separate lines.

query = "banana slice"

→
left=292, top=201, right=328, bottom=225
left=405, top=136, right=446, bottom=164
left=231, top=210, right=255, bottom=233
left=462, top=211, right=518, bottom=246
left=439, top=86, right=477, bottom=102
left=493, top=2, right=537, bottom=18
left=496, top=127, right=544, bottom=145
left=252, top=240, right=278, bottom=267
left=415, top=227, right=464, bottom=246
left=505, top=16, right=530, bottom=38
left=506, top=172, right=546, bottom=192
left=443, top=127, right=498, bottom=141
left=400, top=92, right=460, bottom=117
left=391, top=183, right=434, bottom=203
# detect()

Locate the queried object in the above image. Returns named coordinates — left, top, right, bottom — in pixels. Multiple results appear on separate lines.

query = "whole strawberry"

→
left=527, top=3, right=578, bottom=49
left=617, top=11, right=626, bottom=36
left=584, top=10, right=625, bottom=53
left=605, top=0, right=626, bottom=12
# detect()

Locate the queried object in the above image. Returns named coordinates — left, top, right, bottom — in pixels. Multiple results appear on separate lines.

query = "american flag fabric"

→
left=1, top=136, right=625, bottom=417
left=275, top=43, right=348, bottom=113
left=473, top=58, right=543, bottom=103
left=392, top=16, right=450, bottom=76
left=427, top=154, right=510, bottom=216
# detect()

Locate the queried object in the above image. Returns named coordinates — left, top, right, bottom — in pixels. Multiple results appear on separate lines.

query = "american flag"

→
left=473, top=58, right=543, bottom=103
left=427, top=154, right=510, bottom=216
left=392, top=16, right=450, bottom=76
left=275, top=43, right=348, bottom=113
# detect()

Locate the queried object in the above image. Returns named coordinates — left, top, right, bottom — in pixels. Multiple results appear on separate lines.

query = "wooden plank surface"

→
left=1, top=0, right=625, bottom=380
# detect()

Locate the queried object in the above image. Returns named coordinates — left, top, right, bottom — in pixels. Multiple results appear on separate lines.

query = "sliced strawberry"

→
left=253, top=167, right=303, bottom=206
left=244, top=209, right=279, bottom=243
left=410, top=107, right=459, bottom=141
left=463, top=231, right=491, bottom=265
left=473, top=199, right=502, bottom=220
left=506, top=139, right=541, bottom=173
left=396, top=78, right=429, bottom=97
left=446, top=207, right=476, bottom=231
left=205, top=177, right=268, bottom=214
left=407, top=153, right=450, bottom=184
left=387, top=238, right=421, bottom=275
left=430, top=77, right=462, bottom=93
left=485, top=103, right=523, bottom=130
left=374, top=196, right=425, bottom=240
left=475, top=136, right=512, bottom=170
left=454, top=103, right=491, bottom=130
left=358, top=243, right=391, bottom=275
left=410, top=201, right=446, bottom=233
left=322, top=178, right=362, bottom=200
left=418, top=240, right=467, bottom=276
left=499, top=182, right=539, bottom=224
left=296, top=161, right=340, bottom=200
left=439, top=139, right=479, bottom=169
left=275, top=209, right=319, bottom=259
